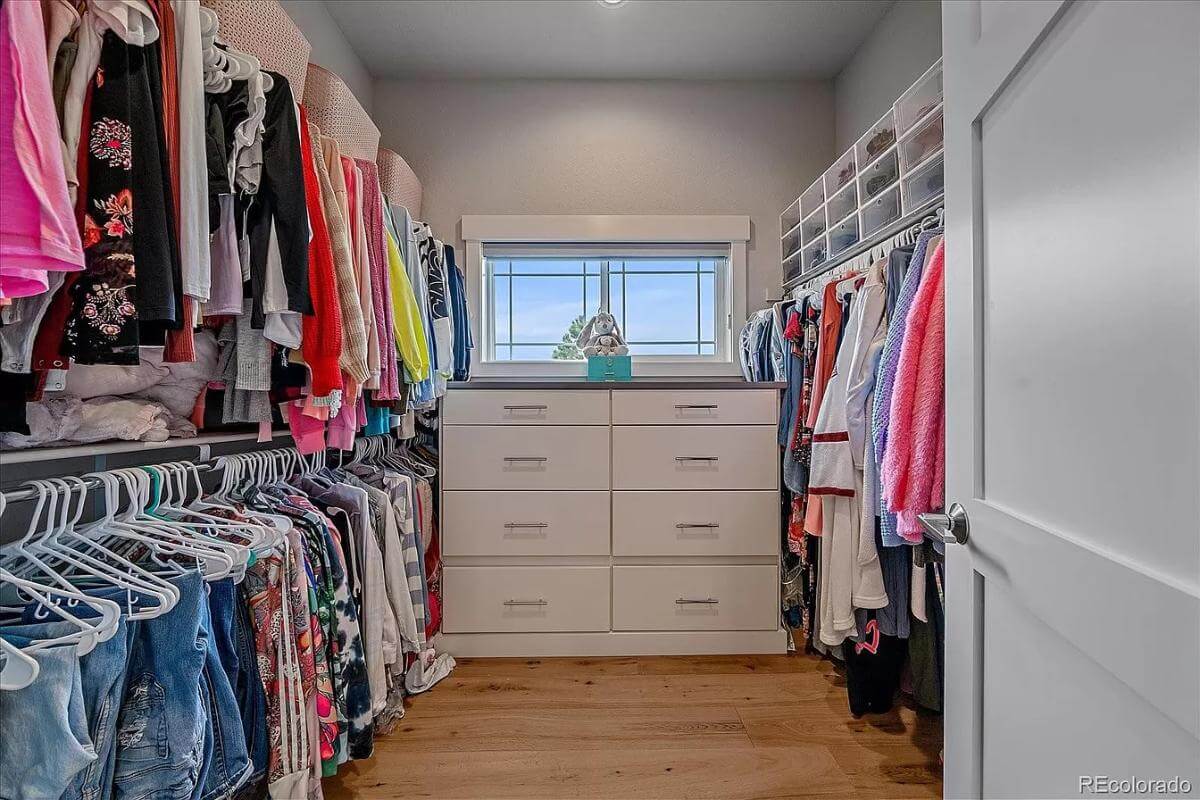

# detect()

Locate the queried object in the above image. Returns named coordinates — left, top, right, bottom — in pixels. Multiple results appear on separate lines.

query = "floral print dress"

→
left=66, top=34, right=139, bottom=364
left=66, top=32, right=180, bottom=363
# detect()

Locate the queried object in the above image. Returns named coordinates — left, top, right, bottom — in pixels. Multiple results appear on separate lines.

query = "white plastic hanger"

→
left=156, top=460, right=277, bottom=577
left=209, top=453, right=293, bottom=546
left=30, top=476, right=179, bottom=619
left=0, top=638, right=40, bottom=691
left=0, top=565, right=121, bottom=657
left=1, top=480, right=129, bottom=598
left=154, top=463, right=252, bottom=581
left=170, top=461, right=277, bottom=554
left=149, top=463, right=254, bottom=558
left=57, top=468, right=200, bottom=594
left=104, top=468, right=236, bottom=580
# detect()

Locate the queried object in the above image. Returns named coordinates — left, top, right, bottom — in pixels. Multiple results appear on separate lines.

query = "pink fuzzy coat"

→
left=881, top=239, right=945, bottom=541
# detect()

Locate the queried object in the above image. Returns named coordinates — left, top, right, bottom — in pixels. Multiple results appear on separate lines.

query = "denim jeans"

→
left=197, top=581, right=251, bottom=800
left=0, top=632, right=96, bottom=799
left=108, top=572, right=209, bottom=800
left=207, top=578, right=268, bottom=796
left=2, top=615, right=134, bottom=800
left=15, top=574, right=212, bottom=799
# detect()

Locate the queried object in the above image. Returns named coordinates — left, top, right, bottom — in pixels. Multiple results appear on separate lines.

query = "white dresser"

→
left=438, top=383, right=786, bottom=656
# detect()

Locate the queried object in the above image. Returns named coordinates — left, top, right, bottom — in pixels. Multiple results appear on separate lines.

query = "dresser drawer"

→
left=443, top=491, right=611, bottom=556
left=612, top=491, right=778, bottom=556
left=612, top=425, right=778, bottom=490
left=443, top=425, right=611, bottom=490
left=612, top=390, right=778, bottom=425
left=443, top=566, right=611, bottom=633
left=443, top=390, right=610, bottom=425
left=612, top=565, right=779, bottom=631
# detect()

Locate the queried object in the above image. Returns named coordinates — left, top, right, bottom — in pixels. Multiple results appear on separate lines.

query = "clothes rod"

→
left=0, top=430, right=295, bottom=466
left=0, top=459, right=227, bottom=505
left=784, top=194, right=944, bottom=290
left=0, top=436, right=302, bottom=504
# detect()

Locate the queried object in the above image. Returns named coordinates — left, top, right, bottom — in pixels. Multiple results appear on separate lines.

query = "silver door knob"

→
left=918, top=503, right=970, bottom=545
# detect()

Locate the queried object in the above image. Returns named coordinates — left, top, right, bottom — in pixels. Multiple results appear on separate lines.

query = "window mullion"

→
left=599, top=261, right=610, bottom=314
left=621, top=263, right=627, bottom=339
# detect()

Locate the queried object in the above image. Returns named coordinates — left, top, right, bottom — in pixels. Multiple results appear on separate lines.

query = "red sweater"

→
left=298, top=107, right=344, bottom=399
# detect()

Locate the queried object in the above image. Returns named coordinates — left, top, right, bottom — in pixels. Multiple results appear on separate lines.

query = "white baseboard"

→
left=434, top=629, right=789, bottom=658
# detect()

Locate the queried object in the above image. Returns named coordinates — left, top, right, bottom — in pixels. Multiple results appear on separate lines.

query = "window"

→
left=484, top=246, right=730, bottom=363
left=462, top=214, right=750, bottom=377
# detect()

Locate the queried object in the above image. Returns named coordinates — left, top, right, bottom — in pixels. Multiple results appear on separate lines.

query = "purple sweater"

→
left=873, top=227, right=942, bottom=546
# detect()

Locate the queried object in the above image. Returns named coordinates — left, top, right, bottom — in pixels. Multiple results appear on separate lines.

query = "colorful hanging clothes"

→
left=0, top=0, right=85, bottom=299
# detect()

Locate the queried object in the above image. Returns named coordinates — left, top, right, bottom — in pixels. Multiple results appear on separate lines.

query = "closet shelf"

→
left=0, top=430, right=294, bottom=466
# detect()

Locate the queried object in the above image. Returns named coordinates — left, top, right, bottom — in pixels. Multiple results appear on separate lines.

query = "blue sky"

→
left=490, top=259, right=717, bottom=359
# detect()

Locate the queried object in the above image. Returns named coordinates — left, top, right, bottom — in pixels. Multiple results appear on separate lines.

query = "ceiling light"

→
left=598, top=0, right=628, bottom=7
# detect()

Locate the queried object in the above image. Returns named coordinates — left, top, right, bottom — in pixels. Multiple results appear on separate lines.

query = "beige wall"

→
left=280, top=0, right=373, bottom=111
left=372, top=78, right=835, bottom=310
left=833, top=0, right=942, bottom=152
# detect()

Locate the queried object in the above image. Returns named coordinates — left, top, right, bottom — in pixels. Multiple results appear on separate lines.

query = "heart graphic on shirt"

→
left=855, top=619, right=880, bottom=655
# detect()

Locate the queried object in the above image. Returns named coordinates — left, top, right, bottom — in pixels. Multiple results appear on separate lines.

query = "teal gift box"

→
left=586, top=355, right=632, bottom=382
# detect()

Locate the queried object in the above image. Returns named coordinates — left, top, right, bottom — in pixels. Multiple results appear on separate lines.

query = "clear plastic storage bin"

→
left=829, top=215, right=860, bottom=257
left=800, top=206, right=826, bottom=245
left=895, top=60, right=943, bottom=134
left=780, top=198, right=801, bottom=237
left=858, top=149, right=899, bottom=201
left=826, top=181, right=857, bottom=226
left=781, top=224, right=802, bottom=262
left=799, top=177, right=825, bottom=219
left=855, top=109, right=898, bottom=167
left=823, top=147, right=857, bottom=194
left=902, top=152, right=945, bottom=212
left=783, top=250, right=802, bottom=285
left=899, top=107, right=943, bottom=170
left=861, top=186, right=902, bottom=236
left=802, top=237, right=828, bottom=273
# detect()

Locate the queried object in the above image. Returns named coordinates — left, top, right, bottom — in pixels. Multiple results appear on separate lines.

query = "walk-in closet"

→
left=2, top=1, right=1198, bottom=798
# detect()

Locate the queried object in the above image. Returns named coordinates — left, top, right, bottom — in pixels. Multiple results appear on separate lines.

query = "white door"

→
left=941, top=1, right=1200, bottom=798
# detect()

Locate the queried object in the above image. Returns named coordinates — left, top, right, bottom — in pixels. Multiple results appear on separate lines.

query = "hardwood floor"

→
left=323, top=652, right=943, bottom=799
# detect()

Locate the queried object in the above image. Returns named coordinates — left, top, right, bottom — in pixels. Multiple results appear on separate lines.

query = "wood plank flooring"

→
left=323, top=652, right=942, bottom=799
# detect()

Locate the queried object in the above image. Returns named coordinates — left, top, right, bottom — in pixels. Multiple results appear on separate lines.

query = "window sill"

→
left=472, top=359, right=742, bottom=379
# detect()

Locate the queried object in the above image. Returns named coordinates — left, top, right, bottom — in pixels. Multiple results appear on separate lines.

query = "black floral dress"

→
left=66, top=32, right=139, bottom=364
left=66, top=32, right=179, bottom=363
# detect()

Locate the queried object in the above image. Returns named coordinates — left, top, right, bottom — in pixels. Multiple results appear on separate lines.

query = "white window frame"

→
left=462, top=215, right=750, bottom=378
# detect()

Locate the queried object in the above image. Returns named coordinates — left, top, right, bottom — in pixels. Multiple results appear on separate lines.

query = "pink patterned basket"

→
left=377, top=148, right=423, bottom=219
left=302, top=63, right=379, bottom=161
left=200, top=0, right=311, bottom=97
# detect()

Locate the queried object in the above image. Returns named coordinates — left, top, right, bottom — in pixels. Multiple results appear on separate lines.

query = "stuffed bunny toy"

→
left=577, top=312, right=629, bottom=356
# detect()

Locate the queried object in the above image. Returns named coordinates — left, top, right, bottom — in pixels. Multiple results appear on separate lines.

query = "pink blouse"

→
left=0, top=0, right=85, bottom=299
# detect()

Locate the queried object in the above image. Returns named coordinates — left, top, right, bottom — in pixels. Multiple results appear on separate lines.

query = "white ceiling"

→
left=324, top=0, right=894, bottom=81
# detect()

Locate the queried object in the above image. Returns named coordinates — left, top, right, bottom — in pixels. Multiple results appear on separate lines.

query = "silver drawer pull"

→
left=503, top=404, right=548, bottom=411
left=503, top=599, right=548, bottom=607
left=504, top=522, right=549, bottom=529
left=674, top=404, right=718, bottom=410
left=503, top=456, right=548, bottom=462
left=675, top=456, right=719, bottom=462
left=675, top=522, right=720, bottom=529
left=675, top=597, right=719, bottom=605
